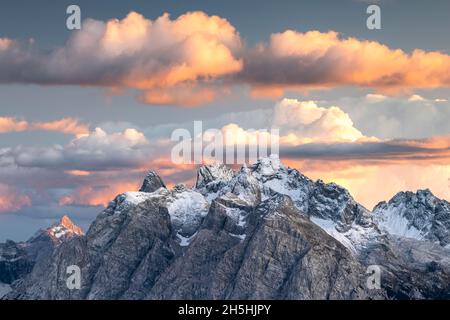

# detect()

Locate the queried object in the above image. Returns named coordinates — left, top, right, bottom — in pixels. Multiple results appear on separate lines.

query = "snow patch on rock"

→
left=176, top=231, right=198, bottom=247
left=167, top=189, right=209, bottom=236
left=375, top=207, right=424, bottom=240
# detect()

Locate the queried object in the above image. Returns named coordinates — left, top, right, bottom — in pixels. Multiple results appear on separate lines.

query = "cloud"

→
left=167, top=98, right=377, bottom=155
left=272, top=99, right=377, bottom=145
left=2, top=13, right=450, bottom=106
left=330, top=94, right=450, bottom=139
left=280, top=132, right=450, bottom=209
left=0, top=11, right=242, bottom=107
left=0, top=117, right=28, bottom=133
left=58, top=181, right=139, bottom=207
left=282, top=138, right=450, bottom=163
left=284, top=158, right=450, bottom=210
left=396, top=135, right=450, bottom=150
left=64, top=170, right=91, bottom=176
left=57, top=158, right=196, bottom=207
left=12, top=99, right=373, bottom=171
left=1, top=94, right=450, bottom=214
left=213, top=123, right=277, bottom=146
left=0, top=38, right=12, bottom=51
left=1, top=98, right=447, bottom=175
left=240, top=30, right=450, bottom=96
left=279, top=128, right=450, bottom=163
left=6, top=127, right=156, bottom=171
left=408, top=94, right=426, bottom=102
left=52, top=131, right=450, bottom=209
left=365, top=93, right=387, bottom=103
left=0, top=184, right=31, bottom=213
left=31, top=118, right=89, bottom=137
left=138, top=84, right=223, bottom=106
left=0, top=116, right=89, bottom=136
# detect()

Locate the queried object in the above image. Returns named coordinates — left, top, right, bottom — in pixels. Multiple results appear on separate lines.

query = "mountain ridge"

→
left=2, top=156, right=450, bottom=299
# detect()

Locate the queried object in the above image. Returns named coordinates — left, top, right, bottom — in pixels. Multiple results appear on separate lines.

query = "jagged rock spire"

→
left=58, top=215, right=84, bottom=236
left=139, top=171, right=166, bottom=193
left=45, top=215, right=84, bottom=240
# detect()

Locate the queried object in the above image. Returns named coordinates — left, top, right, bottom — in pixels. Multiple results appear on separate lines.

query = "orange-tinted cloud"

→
left=58, top=158, right=196, bottom=207
left=139, top=84, right=221, bottom=107
left=393, top=135, right=450, bottom=150
left=0, top=11, right=242, bottom=107
left=0, top=38, right=12, bottom=51
left=241, top=30, right=450, bottom=96
left=281, top=134, right=450, bottom=208
left=0, top=184, right=31, bottom=213
left=31, top=118, right=89, bottom=138
left=283, top=158, right=450, bottom=210
left=2, top=13, right=449, bottom=106
left=59, top=181, right=140, bottom=207
left=0, top=117, right=28, bottom=133
left=0, top=116, right=89, bottom=136
left=57, top=146, right=450, bottom=211
left=100, top=12, right=242, bottom=88
left=64, top=170, right=91, bottom=176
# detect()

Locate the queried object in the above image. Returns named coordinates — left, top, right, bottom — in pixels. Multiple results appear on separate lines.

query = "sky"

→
left=0, top=0, right=450, bottom=241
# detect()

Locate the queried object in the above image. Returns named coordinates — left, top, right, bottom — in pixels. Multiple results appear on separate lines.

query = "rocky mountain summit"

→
left=0, top=215, right=84, bottom=298
left=2, top=156, right=450, bottom=299
left=374, top=189, right=450, bottom=247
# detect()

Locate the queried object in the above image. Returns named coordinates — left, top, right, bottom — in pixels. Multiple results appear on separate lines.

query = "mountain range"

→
left=1, top=156, right=449, bottom=299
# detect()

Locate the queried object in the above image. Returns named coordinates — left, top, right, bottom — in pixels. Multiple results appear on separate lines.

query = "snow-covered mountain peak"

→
left=59, top=215, right=83, bottom=235
left=195, top=163, right=234, bottom=189
left=5, top=159, right=450, bottom=300
left=250, top=154, right=283, bottom=177
left=378, top=189, right=438, bottom=208
left=193, top=157, right=380, bottom=253
left=47, top=215, right=84, bottom=240
left=373, top=189, right=450, bottom=247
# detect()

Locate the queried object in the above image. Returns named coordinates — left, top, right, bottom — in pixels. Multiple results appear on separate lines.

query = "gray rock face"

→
left=25, top=215, right=84, bottom=261
left=139, top=171, right=166, bottom=193
left=7, top=197, right=175, bottom=300
left=4, top=157, right=450, bottom=300
left=0, top=215, right=83, bottom=290
left=359, top=236, right=450, bottom=299
left=0, top=241, right=33, bottom=284
left=309, top=180, right=373, bottom=231
left=148, top=195, right=376, bottom=300
left=7, top=192, right=378, bottom=300
left=197, top=156, right=381, bottom=254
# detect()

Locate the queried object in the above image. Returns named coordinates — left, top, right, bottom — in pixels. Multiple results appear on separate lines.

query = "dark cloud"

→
left=281, top=140, right=450, bottom=161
